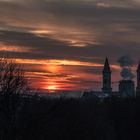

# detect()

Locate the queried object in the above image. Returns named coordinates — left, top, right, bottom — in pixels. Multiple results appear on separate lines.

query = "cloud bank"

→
left=0, top=0, right=139, bottom=90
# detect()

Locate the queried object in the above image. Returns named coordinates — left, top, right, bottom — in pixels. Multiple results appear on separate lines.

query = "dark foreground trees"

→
left=0, top=56, right=30, bottom=139
left=0, top=97, right=139, bottom=140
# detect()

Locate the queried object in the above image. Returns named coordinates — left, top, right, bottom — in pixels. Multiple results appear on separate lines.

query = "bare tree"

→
left=0, top=56, right=29, bottom=95
left=0, top=56, right=30, bottom=139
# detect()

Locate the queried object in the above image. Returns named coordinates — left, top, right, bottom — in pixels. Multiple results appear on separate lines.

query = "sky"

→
left=0, top=0, right=140, bottom=91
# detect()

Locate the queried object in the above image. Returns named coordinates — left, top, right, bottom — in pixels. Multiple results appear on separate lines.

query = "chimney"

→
left=119, top=80, right=135, bottom=97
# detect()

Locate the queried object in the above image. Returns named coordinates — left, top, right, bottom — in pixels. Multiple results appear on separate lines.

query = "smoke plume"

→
left=118, top=55, right=135, bottom=80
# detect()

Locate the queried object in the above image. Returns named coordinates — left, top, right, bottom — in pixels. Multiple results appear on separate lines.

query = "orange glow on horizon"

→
left=14, top=58, right=122, bottom=91
left=15, top=58, right=122, bottom=71
left=15, top=58, right=104, bottom=67
left=47, top=85, right=57, bottom=91
left=44, top=81, right=60, bottom=92
left=4, top=58, right=125, bottom=91
left=47, top=65, right=61, bottom=73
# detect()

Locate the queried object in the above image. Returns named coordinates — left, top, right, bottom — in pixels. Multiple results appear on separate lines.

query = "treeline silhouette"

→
left=0, top=95, right=140, bottom=140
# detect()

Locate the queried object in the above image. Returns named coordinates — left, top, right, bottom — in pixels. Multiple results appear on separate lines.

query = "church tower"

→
left=102, top=58, right=112, bottom=94
left=136, top=61, right=140, bottom=96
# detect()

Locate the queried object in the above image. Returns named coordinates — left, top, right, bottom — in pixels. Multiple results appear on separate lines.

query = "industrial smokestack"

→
left=118, top=55, right=135, bottom=80
left=119, top=80, right=135, bottom=97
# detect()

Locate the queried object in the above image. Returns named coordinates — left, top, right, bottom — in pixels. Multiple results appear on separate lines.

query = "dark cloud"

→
left=0, top=29, right=140, bottom=64
left=0, top=29, right=101, bottom=62
left=0, top=0, right=140, bottom=50
left=0, top=0, right=140, bottom=90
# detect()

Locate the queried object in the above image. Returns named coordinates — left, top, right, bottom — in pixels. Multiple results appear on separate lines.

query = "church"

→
left=83, top=58, right=140, bottom=98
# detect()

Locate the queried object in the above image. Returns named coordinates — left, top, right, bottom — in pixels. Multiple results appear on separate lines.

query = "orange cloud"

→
left=0, top=43, right=30, bottom=52
left=16, top=58, right=104, bottom=67
left=13, top=58, right=122, bottom=91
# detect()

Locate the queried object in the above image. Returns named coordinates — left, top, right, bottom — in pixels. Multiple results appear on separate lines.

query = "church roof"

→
left=102, top=57, right=111, bottom=73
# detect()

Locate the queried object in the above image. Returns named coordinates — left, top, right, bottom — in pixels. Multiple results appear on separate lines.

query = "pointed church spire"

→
left=103, top=57, right=111, bottom=73
left=137, top=60, right=140, bottom=72
left=102, top=57, right=112, bottom=94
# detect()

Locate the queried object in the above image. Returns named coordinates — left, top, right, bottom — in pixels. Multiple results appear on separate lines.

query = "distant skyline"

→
left=0, top=0, right=140, bottom=91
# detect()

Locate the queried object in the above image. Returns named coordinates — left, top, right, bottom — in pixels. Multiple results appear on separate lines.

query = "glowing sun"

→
left=47, top=85, right=57, bottom=91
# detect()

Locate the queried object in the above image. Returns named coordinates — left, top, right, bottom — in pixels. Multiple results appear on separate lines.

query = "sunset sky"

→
left=0, top=0, right=140, bottom=91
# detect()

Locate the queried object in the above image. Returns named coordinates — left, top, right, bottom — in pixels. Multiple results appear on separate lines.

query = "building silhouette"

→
left=102, top=58, right=112, bottom=94
left=119, top=80, right=135, bottom=97
left=83, top=57, right=140, bottom=98
left=136, top=61, right=140, bottom=96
